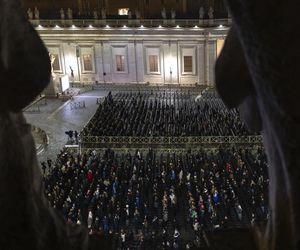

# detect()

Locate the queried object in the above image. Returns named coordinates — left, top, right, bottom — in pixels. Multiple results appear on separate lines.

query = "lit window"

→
left=116, top=55, right=125, bottom=72
left=118, top=8, right=129, bottom=15
left=83, top=54, right=93, bottom=71
left=149, top=55, right=159, bottom=72
left=183, top=56, right=193, bottom=73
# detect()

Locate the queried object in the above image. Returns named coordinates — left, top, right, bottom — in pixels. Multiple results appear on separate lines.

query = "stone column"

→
left=204, top=33, right=209, bottom=85
left=77, top=0, right=83, bottom=15
left=182, top=0, right=187, bottom=14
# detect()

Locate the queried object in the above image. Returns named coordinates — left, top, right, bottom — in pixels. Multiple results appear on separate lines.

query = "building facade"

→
left=35, top=21, right=228, bottom=92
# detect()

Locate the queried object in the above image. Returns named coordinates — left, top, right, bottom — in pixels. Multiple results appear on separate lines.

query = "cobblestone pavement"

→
left=24, top=90, right=109, bottom=163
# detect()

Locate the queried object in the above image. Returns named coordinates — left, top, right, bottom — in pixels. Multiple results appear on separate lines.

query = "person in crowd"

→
left=43, top=146, right=269, bottom=249
left=81, top=91, right=253, bottom=138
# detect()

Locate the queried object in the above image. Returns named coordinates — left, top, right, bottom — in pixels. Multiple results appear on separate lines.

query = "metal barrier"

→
left=70, top=101, right=86, bottom=110
left=80, top=135, right=263, bottom=148
left=93, top=84, right=204, bottom=92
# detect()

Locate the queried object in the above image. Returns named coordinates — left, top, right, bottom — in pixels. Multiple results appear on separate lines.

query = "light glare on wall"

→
left=64, top=53, right=78, bottom=78
left=166, top=55, right=177, bottom=75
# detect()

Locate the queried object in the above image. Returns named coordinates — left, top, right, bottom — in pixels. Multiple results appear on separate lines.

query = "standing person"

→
left=120, top=229, right=126, bottom=249
left=74, top=130, right=78, bottom=142
left=87, top=210, right=93, bottom=229
left=69, top=130, right=74, bottom=141
left=47, top=158, right=52, bottom=169
left=41, top=161, right=47, bottom=175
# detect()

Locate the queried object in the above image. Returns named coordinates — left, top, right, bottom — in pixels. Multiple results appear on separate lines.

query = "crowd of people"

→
left=43, top=147, right=269, bottom=249
left=81, top=91, right=252, bottom=137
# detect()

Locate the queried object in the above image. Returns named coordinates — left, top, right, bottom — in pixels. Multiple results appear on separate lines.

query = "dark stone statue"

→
left=216, top=1, right=300, bottom=249
left=0, top=0, right=89, bottom=249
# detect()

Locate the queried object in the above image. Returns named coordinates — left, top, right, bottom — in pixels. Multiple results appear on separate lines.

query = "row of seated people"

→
left=81, top=91, right=251, bottom=137
left=43, top=147, right=268, bottom=249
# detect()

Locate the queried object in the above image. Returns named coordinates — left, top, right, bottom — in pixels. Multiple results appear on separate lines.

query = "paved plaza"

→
left=24, top=89, right=110, bottom=162
left=24, top=86, right=204, bottom=163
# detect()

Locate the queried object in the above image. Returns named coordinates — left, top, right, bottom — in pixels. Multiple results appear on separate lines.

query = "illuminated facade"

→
left=36, top=20, right=228, bottom=89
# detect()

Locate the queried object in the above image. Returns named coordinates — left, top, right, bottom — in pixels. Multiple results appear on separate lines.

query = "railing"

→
left=91, top=83, right=206, bottom=92
left=30, top=18, right=231, bottom=28
left=80, top=135, right=263, bottom=148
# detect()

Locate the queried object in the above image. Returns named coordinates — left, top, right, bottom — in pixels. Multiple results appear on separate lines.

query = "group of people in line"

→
left=82, top=91, right=251, bottom=137
left=43, top=146, right=268, bottom=249
left=65, top=130, right=79, bottom=143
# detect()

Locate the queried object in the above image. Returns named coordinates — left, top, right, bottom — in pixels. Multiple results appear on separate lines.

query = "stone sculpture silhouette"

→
left=0, top=0, right=89, bottom=249
left=27, top=7, right=33, bottom=19
left=215, top=1, right=300, bottom=249
left=60, top=8, right=65, bottom=19
left=67, top=8, right=73, bottom=20
left=34, top=6, right=39, bottom=19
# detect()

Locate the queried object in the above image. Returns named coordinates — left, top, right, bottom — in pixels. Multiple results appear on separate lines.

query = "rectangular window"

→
left=118, top=8, right=129, bottom=15
left=149, top=55, right=159, bottom=72
left=183, top=56, right=193, bottom=73
left=51, top=54, right=60, bottom=71
left=116, top=55, right=125, bottom=72
left=82, top=54, right=93, bottom=71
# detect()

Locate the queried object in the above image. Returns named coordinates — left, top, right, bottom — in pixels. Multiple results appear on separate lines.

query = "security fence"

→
left=80, top=135, right=263, bottom=149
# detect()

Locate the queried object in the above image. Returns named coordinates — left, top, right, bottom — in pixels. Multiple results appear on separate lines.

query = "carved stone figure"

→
left=215, top=1, right=300, bottom=249
left=69, top=66, right=74, bottom=78
left=101, top=7, right=106, bottom=19
left=34, top=6, right=39, bottom=19
left=171, top=8, right=176, bottom=19
left=135, top=9, right=140, bottom=19
left=208, top=6, right=214, bottom=19
left=0, top=1, right=89, bottom=249
left=49, top=54, right=56, bottom=79
left=199, top=6, right=204, bottom=19
left=67, top=8, right=73, bottom=19
left=27, top=8, right=33, bottom=20
left=161, top=7, right=167, bottom=19
left=128, top=9, right=132, bottom=19
left=93, top=9, right=98, bottom=19
left=60, top=8, right=65, bottom=19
